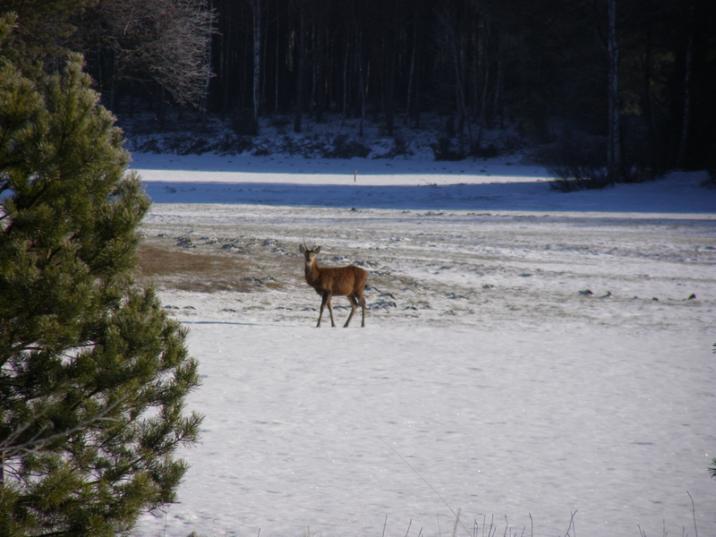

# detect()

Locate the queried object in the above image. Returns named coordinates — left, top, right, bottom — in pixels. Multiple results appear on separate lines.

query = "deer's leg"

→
left=344, top=295, right=358, bottom=327
left=326, top=294, right=336, bottom=327
left=358, top=292, right=366, bottom=327
left=317, top=294, right=328, bottom=327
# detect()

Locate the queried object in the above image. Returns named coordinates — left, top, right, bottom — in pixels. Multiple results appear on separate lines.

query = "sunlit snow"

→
left=129, top=153, right=715, bottom=537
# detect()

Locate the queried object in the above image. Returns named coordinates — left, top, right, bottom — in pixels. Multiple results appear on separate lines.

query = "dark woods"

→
left=5, top=0, right=715, bottom=173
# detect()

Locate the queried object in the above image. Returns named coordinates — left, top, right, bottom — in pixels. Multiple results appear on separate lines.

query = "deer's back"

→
left=314, top=265, right=367, bottom=295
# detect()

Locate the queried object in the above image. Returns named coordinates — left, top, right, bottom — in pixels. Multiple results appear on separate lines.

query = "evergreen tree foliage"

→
left=0, top=18, right=201, bottom=536
left=0, top=0, right=94, bottom=77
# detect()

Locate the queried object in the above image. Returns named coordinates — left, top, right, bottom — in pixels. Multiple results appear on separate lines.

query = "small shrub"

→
left=214, top=133, right=253, bottom=154
left=547, top=132, right=612, bottom=191
left=431, top=136, right=465, bottom=161
left=389, top=134, right=411, bottom=157
left=550, top=163, right=611, bottom=192
left=178, top=136, right=210, bottom=155
left=137, top=138, right=162, bottom=153
left=231, top=107, right=258, bottom=136
left=444, top=115, right=456, bottom=138
left=163, top=134, right=189, bottom=153
left=501, top=134, right=524, bottom=153
left=158, top=134, right=211, bottom=155
left=270, top=115, right=291, bottom=128
left=253, top=145, right=272, bottom=156
left=703, top=173, right=716, bottom=189
left=621, top=164, right=658, bottom=184
left=471, top=142, right=500, bottom=159
left=704, top=143, right=716, bottom=188
left=279, top=135, right=300, bottom=155
left=324, top=134, right=370, bottom=158
left=374, top=134, right=412, bottom=159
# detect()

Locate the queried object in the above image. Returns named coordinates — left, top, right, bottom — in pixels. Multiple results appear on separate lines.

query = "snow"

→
left=130, top=151, right=548, bottom=185
left=131, top=152, right=716, bottom=215
left=128, top=152, right=716, bottom=537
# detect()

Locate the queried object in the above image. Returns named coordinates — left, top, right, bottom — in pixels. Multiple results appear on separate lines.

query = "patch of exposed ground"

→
left=136, top=242, right=288, bottom=293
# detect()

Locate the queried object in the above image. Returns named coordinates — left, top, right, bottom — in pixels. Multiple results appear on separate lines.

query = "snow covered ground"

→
left=128, top=153, right=716, bottom=537
left=132, top=152, right=715, bottom=214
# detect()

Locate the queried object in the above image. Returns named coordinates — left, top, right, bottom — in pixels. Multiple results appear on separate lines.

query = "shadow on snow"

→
left=142, top=179, right=716, bottom=215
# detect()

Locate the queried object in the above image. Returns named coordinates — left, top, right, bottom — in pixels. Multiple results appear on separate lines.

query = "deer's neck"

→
left=305, top=260, right=321, bottom=286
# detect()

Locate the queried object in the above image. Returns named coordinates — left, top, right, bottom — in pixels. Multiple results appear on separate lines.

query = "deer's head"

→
left=299, top=243, right=321, bottom=264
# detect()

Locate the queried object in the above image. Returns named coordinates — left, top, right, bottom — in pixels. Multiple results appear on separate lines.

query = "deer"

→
left=299, top=242, right=368, bottom=327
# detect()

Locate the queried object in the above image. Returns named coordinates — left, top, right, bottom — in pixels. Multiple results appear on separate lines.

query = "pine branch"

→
left=0, top=395, right=128, bottom=460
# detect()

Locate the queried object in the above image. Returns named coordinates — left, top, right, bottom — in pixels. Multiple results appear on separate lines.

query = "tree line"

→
left=4, top=0, right=716, bottom=171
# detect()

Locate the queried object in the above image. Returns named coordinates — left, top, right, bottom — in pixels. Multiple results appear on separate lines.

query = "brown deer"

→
left=299, top=243, right=368, bottom=327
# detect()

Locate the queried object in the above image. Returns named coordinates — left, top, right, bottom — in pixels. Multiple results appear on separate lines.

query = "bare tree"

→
left=87, top=0, right=215, bottom=109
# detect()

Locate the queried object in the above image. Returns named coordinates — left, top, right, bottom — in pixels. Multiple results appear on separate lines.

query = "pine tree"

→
left=0, top=18, right=201, bottom=536
left=0, top=0, right=95, bottom=77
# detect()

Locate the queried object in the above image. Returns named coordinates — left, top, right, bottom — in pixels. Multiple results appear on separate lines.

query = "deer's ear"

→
left=315, top=246, right=321, bottom=254
left=299, top=244, right=305, bottom=253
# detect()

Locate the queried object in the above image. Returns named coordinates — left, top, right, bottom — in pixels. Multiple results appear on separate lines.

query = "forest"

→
left=4, top=0, right=716, bottom=176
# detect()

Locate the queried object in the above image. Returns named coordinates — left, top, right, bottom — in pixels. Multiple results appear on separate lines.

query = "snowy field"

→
left=129, top=153, right=716, bottom=537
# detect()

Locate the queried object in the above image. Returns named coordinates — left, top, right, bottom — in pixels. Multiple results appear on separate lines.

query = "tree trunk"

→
left=470, top=15, right=480, bottom=121
left=491, top=30, right=502, bottom=128
left=310, top=26, right=317, bottom=118
left=476, top=19, right=490, bottom=149
left=383, top=35, right=395, bottom=136
left=454, top=29, right=471, bottom=151
left=439, top=7, right=471, bottom=152
left=677, top=3, right=694, bottom=168
left=342, top=36, right=350, bottom=118
left=201, top=0, right=213, bottom=121
left=405, top=14, right=417, bottom=126
left=493, top=53, right=503, bottom=129
left=293, top=6, right=305, bottom=133
left=105, top=49, right=116, bottom=112
left=274, top=4, right=280, bottom=113
left=252, top=0, right=262, bottom=129
left=357, top=30, right=366, bottom=137
left=607, top=0, right=622, bottom=181
left=642, top=4, right=657, bottom=165
left=221, top=18, right=230, bottom=112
